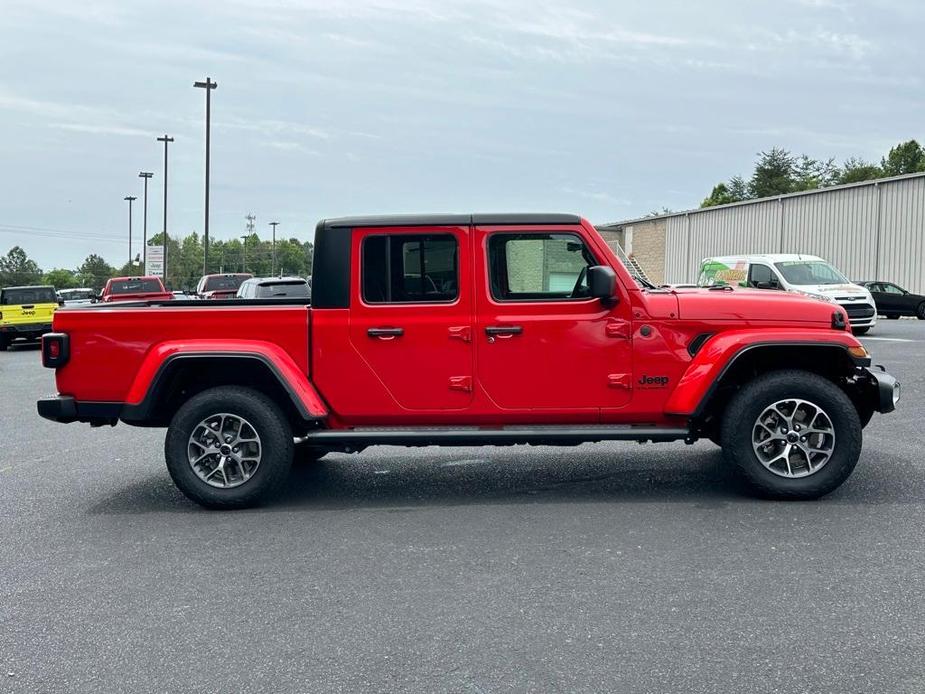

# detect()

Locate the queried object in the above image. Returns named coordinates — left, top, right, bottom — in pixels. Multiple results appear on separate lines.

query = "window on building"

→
left=362, top=234, right=458, bottom=303
left=487, top=233, right=596, bottom=301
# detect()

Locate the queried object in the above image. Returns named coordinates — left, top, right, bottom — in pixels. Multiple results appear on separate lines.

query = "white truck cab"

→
left=698, top=254, right=877, bottom=334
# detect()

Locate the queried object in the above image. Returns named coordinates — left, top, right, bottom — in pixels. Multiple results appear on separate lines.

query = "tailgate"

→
left=0, top=302, right=57, bottom=327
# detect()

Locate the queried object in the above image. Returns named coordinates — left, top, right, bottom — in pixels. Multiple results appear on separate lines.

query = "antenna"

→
left=245, top=213, right=256, bottom=236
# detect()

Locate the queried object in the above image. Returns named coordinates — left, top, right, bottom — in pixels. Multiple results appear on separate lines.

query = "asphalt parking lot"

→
left=1, top=321, right=924, bottom=694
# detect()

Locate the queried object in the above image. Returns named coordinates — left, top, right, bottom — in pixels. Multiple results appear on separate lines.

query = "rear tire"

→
left=165, top=386, right=293, bottom=509
left=721, top=370, right=861, bottom=500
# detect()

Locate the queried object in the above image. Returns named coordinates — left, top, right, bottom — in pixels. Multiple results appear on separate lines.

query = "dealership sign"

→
left=147, top=246, right=165, bottom=277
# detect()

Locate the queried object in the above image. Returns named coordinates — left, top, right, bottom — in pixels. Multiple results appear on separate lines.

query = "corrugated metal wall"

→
left=662, top=173, right=925, bottom=293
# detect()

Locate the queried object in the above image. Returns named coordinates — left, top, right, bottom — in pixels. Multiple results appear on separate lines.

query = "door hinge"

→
left=449, top=376, right=473, bottom=392
left=608, top=373, right=632, bottom=389
left=605, top=319, right=631, bottom=339
left=448, top=326, right=472, bottom=343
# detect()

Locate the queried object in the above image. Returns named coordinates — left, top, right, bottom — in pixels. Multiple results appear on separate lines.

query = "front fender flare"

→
left=664, top=329, right=861, bottom=417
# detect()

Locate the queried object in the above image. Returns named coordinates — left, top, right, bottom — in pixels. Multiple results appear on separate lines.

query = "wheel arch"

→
left=667, top=340, right=863, bottom=436
left=122, top=350, right=327, bottom=428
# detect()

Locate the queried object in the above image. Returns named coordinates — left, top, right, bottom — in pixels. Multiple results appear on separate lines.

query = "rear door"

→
left=473, top=224, right=632, bottom=414
left=347, top=225, right=474, bottom=411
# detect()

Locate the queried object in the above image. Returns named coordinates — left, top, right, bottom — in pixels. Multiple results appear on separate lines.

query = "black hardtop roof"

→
left=321, top=213, right=582, bottom=229
left=1, top=285, right=55, bottom=291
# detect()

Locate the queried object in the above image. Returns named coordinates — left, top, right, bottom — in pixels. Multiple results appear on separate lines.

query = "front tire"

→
left=918, top=303, right=925, bottom=320
left=165, top=386, right=294, bottom=509
left=852, top=326, right=870, bottom=335
left=721, top=370, right=861, bottom=500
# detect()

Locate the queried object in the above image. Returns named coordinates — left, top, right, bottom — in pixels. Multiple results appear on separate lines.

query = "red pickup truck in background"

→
left=38, top=214, right=900, bottom=509
left=101, top=276, right=173, bottom=303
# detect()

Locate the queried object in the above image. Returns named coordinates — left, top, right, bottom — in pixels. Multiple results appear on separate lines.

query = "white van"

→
left=698, top=254, right=877, bottom=334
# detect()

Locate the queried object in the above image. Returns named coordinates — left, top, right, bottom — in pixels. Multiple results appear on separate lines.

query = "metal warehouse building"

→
left=597, top=171, right=925, bottom=294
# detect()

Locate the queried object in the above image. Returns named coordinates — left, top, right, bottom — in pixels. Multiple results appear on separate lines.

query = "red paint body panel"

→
left=48, top=216, right=867, bottom=432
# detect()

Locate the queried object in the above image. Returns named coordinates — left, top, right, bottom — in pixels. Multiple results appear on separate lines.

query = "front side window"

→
left=747, top=263, right=778, bottom=288
left=883, top=284, right=905, bottom=295
left=488, top=233, right=596, bottom=301
left=362, top=234, right=458, bottom=303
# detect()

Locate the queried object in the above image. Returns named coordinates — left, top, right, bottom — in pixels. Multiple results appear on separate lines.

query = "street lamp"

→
left=138, top=172, right=153, bottom=268
left=240, top=235, right=248, bottom=273
left=156, top=134, right=174, bottom=284
left=124, top=196, right=137, bottom=267
left=193, top=77, right=218, bottom=276
left=269, top=221, right=279, bottom=275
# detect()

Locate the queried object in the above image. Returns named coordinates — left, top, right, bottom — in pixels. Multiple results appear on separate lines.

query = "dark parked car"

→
left=236, top=276, right=311, bottom=300
left=858, top=281, right=925, bottom=319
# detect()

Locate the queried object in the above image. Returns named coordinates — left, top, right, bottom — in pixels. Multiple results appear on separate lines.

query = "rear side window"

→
left=362, top=234, right=458, bottom=303
left=487, top=233, right=596, bottom=301
left=1, top=287, right=57, bottom=304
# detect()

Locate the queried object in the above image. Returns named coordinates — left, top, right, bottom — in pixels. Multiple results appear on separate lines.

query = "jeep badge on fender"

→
left=638, top=375, right=670, bottom=388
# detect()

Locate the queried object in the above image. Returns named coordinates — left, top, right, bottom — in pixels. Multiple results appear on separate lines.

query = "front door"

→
left=348, top=226, right=474, bottom=411
left=473, top=226, right=633, bottom=415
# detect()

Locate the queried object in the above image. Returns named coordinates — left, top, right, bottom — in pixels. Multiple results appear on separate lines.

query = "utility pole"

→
left=240, top=235, right=248, bottom=272
left=156, top=134, right=174, bottom=284
left=193, top=77, right=218, bottom=275
left=138, top=172, right=153, bottom=268
left=124, top=196, right=137, bottom=267
left=269, top=221, right=279, bottom=275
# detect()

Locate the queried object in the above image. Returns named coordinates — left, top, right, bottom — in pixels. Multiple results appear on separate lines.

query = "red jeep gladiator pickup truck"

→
left=37, top=214, right=900, bottom=508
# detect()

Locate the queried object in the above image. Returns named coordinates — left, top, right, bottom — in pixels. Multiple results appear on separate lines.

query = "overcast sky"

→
left=1, top=0, right=922, bottom=269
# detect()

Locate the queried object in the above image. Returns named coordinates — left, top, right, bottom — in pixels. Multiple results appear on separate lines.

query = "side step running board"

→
left=302, top=426, right=689, bottom=447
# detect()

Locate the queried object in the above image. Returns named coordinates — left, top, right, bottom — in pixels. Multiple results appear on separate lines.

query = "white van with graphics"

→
left=698, top=254, right=877, bottom=334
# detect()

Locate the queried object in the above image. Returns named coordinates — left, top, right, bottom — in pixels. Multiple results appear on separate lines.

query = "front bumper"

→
left=861, top=366, right=900, bottom=413
left=37, top=396, right=121, bottom=426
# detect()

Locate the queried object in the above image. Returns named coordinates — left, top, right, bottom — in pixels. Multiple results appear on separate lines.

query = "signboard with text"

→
left=147, top=246, right=165, bottom=277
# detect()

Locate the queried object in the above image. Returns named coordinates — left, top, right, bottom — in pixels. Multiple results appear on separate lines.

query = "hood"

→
left=672, top=287, right=842, bottom=325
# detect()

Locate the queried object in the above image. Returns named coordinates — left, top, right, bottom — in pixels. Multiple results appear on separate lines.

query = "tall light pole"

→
left=193, top=77, right=218, bottom=276
left=240, top=235, right=248, bottom=273
left=156, top=134, right=174, bottom=285
left=138, top=172, right=153, bottom=268
left=124, top=196, right=137, bottom=267
left=269, top=221, right=279, bottom=275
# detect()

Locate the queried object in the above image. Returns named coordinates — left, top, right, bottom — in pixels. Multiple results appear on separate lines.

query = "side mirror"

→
left=755, top=281, right=780, bottom=290
left=588, top=265, right=618, bottom=303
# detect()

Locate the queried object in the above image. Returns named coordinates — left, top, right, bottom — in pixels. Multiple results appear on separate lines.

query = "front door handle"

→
left=485, top=325, right=523, bottom=336
left=368, top=327, right=404, bottom=339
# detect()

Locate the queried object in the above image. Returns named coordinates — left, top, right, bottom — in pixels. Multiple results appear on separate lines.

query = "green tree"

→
left=0, top=246, right=43, bottom=286
left=77, top=254, right=116, bottom=291
left=749, top=148, right=797, bottom=198
left=701, top=176, right=749, bottom=208
left=838, top=157, right=882, bottom=184
left=881, top=139, right=925, bottom=176
left=793, top=155, right=840, bottom=191
left=43, top=268, right=80, bottom=289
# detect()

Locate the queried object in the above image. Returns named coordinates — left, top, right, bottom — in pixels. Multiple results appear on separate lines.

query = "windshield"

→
left=255, top=281, right=310, bottom=298
left=59, top=289, right=95, bottom=301
left=1, top=287, right=58, bottom=304
left=774, top=261, right=848, bottom=286
left=204, top=275, right=248, bottom=291
left=109, top=279, right=164, bottom=295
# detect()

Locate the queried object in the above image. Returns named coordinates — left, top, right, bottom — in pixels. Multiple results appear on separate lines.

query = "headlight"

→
left=893, top=381, right=902, bottom=406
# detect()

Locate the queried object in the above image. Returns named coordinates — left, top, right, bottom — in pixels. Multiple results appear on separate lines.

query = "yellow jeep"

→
left=0, top=285, right=58, bottom=351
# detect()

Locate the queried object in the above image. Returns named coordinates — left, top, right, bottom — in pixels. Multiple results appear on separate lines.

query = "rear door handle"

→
left=367, top=327, right=404, bottom=339
left=485, top=325, right=523, bottom=336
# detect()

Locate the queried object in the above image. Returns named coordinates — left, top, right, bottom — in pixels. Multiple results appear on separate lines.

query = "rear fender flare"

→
left=123, top=340, right=328, bottom=422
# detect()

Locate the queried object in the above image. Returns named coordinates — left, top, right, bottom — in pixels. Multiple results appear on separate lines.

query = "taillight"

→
left=42, top=332, right=70, bottom=368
